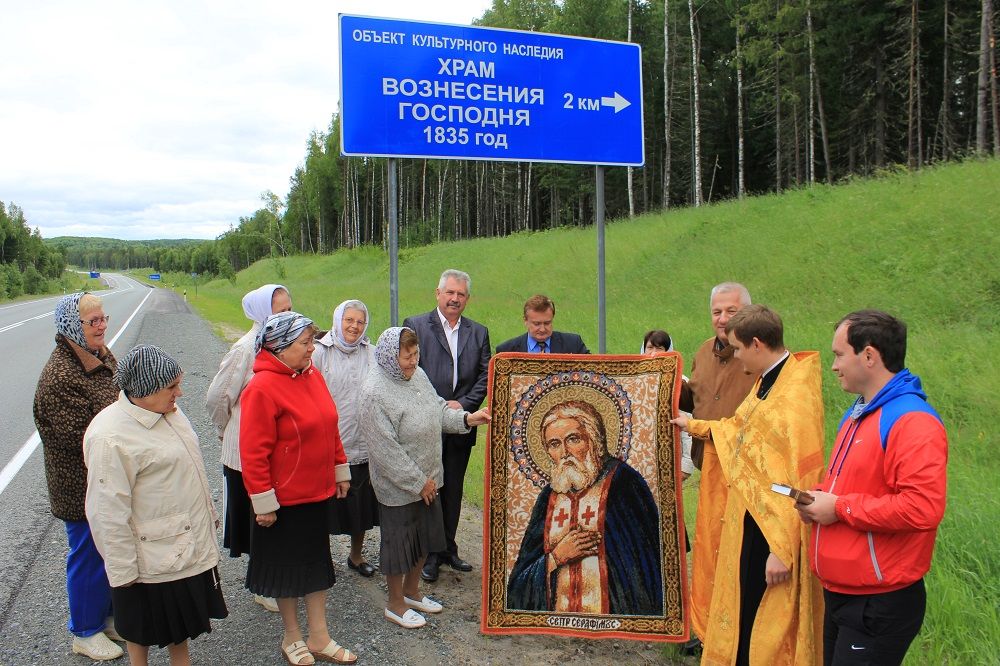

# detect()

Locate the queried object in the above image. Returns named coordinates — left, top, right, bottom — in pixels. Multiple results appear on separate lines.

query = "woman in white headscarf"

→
left=205, top=284, right=290, bottom=613
left=360, top=327, right=490, bottom=629
left=312, top=300, right=379, bottom=577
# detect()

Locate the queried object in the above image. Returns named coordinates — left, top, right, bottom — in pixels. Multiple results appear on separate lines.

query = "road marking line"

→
left=0, top=287, right=153, bottom=497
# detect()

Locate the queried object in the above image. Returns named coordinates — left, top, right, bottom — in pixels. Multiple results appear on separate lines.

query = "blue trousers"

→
left=64, top=520, right=113, bottom=637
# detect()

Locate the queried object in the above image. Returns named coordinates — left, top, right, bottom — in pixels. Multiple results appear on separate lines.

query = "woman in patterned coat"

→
left=33, top=292, right=123, bottom=661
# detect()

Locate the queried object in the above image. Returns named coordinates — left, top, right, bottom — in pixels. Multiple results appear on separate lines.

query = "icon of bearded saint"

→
left=506, top=400, right=663, bottom=616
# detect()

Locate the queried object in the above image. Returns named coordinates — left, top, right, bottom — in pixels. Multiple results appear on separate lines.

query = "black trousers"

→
left=433, top=431, right=475, bottom=560
left=736, top=511, right=770, bottom=666
left=823, top=579, right=926, bottom=666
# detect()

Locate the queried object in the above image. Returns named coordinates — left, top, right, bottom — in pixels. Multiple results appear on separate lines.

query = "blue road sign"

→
left=89, top=271, right=100, bottom=278
left=149, top=274, right=161, bottom=281
left=339, top=15, right=644, bottom=166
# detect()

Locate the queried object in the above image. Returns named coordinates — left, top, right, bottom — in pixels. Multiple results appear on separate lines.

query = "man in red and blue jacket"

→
left=797, top=310, right=947, bottom=666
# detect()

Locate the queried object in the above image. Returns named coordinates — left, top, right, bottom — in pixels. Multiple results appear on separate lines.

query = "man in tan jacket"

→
left=682, top=282, right=756, bottom=651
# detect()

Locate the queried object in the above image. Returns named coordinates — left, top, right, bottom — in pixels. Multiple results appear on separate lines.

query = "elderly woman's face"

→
left=398, top=344, right=419, bottom=380
left=79, top=306, right=109, bottom=350
left=133, top=374, right=183, bottom=414
left=644, top=342, right=667, bottom=356
left=276, top=328, right=315, bottom=371
left=340, top=307, right=366, bottom=345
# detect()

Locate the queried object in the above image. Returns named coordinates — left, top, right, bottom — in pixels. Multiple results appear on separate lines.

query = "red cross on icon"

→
left=554, top=507, right=570, bottom=528
left=581, top=505, right=597, bottom=526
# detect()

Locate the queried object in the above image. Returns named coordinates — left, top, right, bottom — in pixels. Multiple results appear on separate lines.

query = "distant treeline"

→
left=1, top=202, right=67, bottom=298
left=44, top=236, right=234, bottom=280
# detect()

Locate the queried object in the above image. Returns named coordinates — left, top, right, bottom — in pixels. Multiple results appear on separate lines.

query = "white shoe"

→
left=72, top=632, right=124, bottom=660
left=404, top=595, right=443, bottom=614
left=254, top=594, right=279, bottom=612
left=384, top=607, right=426, bottom=629
left=103, top=617, right=124, bottom=642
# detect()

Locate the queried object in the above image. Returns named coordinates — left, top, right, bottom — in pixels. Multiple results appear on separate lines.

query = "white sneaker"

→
left=72, top=632, right=124, bottom=660
left=254, top=594, right=279, bottom=612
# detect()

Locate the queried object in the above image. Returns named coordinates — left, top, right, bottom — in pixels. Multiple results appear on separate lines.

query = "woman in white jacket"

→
left=84, top=345, right=227, bottom=666
left=312, top=299, right=379, bottom=577
left=205, top=283, right=290, bottom=612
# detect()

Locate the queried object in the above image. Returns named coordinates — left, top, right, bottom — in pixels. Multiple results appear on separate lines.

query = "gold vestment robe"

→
left=688, top=352, right=825, bottom=665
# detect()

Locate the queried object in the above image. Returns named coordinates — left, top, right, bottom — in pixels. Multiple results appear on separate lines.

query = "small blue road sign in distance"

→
left=148, top=274, right=161, bottom=280
left=339, top=14, right=644, bottom=166
left=89, top=271, right=100, bottom=278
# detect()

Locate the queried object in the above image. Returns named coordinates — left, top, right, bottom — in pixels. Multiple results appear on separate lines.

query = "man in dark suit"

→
left=495, top=294, right=590, bottom=354
left=403, top=269, right=491, bottom=582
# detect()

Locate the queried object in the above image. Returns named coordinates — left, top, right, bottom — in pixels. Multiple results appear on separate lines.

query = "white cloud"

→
left=0, top=0, right=492, bottom=240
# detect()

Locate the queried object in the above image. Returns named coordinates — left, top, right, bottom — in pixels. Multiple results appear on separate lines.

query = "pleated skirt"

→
left=245, top=501, right=335, bottom=598
left=378, top=497, right=446, bottom=576
left=328, top=462, right=381, bottom=536
left=222, top=466, right=254, bottom=558
left=111, top=567, right=227, bottom=648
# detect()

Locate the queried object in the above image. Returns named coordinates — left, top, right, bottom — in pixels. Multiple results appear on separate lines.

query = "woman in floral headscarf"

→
left=312, top=300, right=379, bottom=577
left=239, top=311, right=357, bottom=666
left=33, top=292, right=123, bottom=661
left=360, top=327, right=490, bottom=630
left=205, top=283, right=290, bottom=613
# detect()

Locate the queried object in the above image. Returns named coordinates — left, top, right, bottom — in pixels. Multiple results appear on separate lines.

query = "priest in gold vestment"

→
left=673, top=305, right=824, bottom=665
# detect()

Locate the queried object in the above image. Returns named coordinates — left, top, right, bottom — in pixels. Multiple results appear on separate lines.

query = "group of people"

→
left=669, top=283, right=947, bottom=666
left=32, top=273, right=947, bottom=666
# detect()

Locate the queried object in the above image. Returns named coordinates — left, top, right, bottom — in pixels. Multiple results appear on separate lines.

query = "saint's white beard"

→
left=550, top=452, right=600, bottom=494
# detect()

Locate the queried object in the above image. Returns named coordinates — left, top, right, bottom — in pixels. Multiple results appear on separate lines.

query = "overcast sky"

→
left=1, top=1, right=492, bottom=241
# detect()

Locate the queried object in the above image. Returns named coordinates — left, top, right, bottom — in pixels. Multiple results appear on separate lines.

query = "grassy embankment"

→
left=154, top=159, right=998, bottom=664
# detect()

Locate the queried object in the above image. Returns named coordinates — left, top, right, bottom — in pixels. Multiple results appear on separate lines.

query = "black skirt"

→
left=378, top=498, right=446, bottom=576
left=328, top=462, right=381, bottom=536
left=245, top=501, right=335, bottom=598
left=111, top=567, right=227, bottom=648
left=222, top=466, right=255, bottom=558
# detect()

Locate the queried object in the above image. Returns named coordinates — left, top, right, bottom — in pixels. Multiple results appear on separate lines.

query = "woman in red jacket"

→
left=239, top=311, right=357, bottom=666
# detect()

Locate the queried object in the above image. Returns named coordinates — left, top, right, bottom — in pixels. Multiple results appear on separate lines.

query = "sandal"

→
left=282, top=640, right=315, bottom=665
left=311, top=639, right=358, bottom=664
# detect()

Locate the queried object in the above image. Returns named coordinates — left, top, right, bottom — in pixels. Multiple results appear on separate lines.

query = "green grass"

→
left=170, top=158, right=997, bottom=664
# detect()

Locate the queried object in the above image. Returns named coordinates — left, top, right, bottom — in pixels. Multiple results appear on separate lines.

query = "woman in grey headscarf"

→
left=205, top=283, right=290, bottom=613
left=360, top=327, right=490, bottom=629
left=313, top=300, right=379, bottom=577
left=240, top=311, right=357, bottom=665
left=33, top=292, right=123, bottom=661
left=84, top=344, right=226, bottom=666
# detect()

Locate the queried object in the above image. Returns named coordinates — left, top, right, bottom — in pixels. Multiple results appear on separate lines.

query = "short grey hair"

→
left=438, top=269, right=472, bottom=294
left=710, top=282, right=751, bottom=308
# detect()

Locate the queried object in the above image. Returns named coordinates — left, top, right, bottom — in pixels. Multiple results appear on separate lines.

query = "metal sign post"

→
left=339, top=14, right=644, bottom=337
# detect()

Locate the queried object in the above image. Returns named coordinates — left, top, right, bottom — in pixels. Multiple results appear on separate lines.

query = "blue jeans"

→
left=64, top=520, right=113, bottom=637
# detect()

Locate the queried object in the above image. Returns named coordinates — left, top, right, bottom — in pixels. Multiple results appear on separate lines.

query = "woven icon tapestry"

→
left=481, top=353, right=689, bottom=642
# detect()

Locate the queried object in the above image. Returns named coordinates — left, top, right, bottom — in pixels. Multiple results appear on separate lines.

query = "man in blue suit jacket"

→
left=495, top=294, right=590, bottom=354
left=403, top=269, right=491, bottom=581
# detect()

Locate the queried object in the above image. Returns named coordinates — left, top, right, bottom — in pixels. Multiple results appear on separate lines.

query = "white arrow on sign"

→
left=601, top=92, right=631, bottom=113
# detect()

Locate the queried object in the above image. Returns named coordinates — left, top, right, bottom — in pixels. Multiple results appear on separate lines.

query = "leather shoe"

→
left=680, top=636, right=702, bottom=656
left=347, top=557, right=376, bottom=577
left=444, top=554, right=473, bottom=572
left=420, top=558, right=439, bottom=582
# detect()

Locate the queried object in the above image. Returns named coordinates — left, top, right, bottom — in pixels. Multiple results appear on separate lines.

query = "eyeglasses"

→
left=343, top=317, right=367, bottom=327
left=81, top=315, right=111, bottom=327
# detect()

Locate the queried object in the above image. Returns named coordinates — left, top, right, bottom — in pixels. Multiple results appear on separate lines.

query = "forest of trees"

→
left=38, top=0, right=1000, bottom=278
left=213, top=0, right=999, bottom=276
left=0, top=202, right=67, bottom=298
